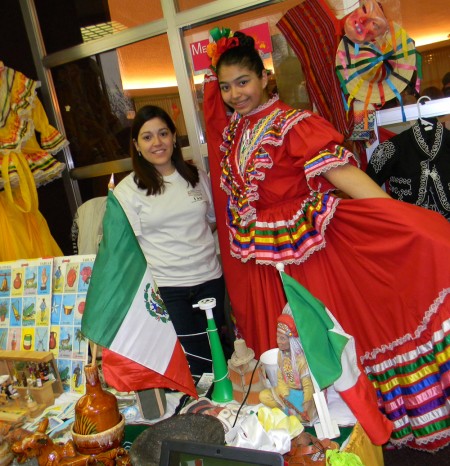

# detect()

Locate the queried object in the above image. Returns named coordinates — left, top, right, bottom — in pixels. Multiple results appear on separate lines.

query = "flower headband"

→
left=206, top=27, right=239, bottom=72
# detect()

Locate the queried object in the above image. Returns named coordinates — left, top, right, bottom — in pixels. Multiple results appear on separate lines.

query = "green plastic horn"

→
left=194, top=298, right=233, bottom=403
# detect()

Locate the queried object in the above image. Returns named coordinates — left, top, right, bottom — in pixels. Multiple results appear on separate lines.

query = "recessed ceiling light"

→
left=81, top=21, right=127, bottom=43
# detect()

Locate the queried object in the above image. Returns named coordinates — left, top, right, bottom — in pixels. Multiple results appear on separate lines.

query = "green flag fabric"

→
left=280, top=271, right=349, bottom=389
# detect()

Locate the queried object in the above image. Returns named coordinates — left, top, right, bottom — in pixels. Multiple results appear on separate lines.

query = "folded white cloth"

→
left=225, top=412, right=292, bottom=454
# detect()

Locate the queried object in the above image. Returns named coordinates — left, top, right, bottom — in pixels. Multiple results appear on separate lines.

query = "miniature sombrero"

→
left=230, top=338, right=255, bottom=366
left=335, top=22, right=417, bottom=109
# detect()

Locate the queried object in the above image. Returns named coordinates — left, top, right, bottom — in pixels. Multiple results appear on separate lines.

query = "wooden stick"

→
left=90, top=342, right=98, bottom=366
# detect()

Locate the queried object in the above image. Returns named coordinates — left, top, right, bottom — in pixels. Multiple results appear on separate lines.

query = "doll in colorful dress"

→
left=203, top=30, right=450, bottom=451
left=259, top=314, right=316, bottom=423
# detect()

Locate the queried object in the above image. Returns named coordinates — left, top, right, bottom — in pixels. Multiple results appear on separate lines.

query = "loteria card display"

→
left=0, top=258, right=53, bottom=353
left=50, top=255, right=94, bottom=394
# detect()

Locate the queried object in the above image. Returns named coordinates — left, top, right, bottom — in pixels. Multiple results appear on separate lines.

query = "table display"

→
left=0, top=350, right=62, bottom=413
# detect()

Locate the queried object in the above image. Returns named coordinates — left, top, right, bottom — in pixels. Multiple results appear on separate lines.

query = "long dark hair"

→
left=130, top=105, right=199, bottom=195
left=216, top=32, right=265, bottom=78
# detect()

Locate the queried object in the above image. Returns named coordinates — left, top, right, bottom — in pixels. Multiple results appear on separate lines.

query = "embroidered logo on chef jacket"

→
left=188, top=188, right=205, bottom=203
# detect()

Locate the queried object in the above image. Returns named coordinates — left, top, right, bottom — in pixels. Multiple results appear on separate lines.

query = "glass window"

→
left=50, top=33, right=189, bottom=201
left=175, top=0, right=215, bottom=13
left=118, top=36, right=176, bottom=90
left=51, top=52, right=131, bottom=169
left=34, top=0, right=163, bottom=53
left=108, top=0, right=163, bottom=27
left=23, top=0, right=450, bottom=211
left=418, top=44, right=450, bottom=94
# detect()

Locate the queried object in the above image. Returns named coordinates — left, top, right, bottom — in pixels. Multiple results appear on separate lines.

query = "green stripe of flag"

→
left=281, top=271, right=349, bottom=389
left=82, top=191, right=147, bottom=347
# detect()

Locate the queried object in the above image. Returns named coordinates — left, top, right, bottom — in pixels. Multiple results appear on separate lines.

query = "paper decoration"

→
left=0, top=255, right=96, bottom=395
left=50, top=255, right=94, bottom=394
left=0, top=258, right=53, bottom=353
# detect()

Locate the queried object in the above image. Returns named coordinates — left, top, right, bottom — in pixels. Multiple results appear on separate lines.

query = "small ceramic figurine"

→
left=227, top=339, right=266, bottom=405
left=11, top=417, right=131, bottom=465
left=0, top=375, right=19, bottom=402
left=259, top=313, right=317, bottom=422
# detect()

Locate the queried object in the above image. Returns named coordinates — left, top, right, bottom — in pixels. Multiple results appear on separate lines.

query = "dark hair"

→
left=442, top=72, right=450, bottom=97
left=421, top=86, right=444, bottom=101
left=130, top=105, right=199, bottom=196
left=216, top=31, right=265, bottom=78
left=442, top=71, right=450, bottom=87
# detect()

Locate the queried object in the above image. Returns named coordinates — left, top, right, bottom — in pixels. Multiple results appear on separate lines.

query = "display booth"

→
left=1, top=0, right=450, bottom=465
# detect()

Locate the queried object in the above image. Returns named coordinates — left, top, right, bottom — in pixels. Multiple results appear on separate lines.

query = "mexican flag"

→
left=81, top=191, right=197, bottom=398
left=278, top=268, right=393, bottom=445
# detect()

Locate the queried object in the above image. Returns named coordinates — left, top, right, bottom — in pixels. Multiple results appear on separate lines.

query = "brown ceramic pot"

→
left=73, top=364, right=121, bottom=436
left=72, top=414, right=125, bottom=455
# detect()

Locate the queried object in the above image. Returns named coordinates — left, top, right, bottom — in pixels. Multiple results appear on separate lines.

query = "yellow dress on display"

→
left=0, top=62, right=66, bottom=261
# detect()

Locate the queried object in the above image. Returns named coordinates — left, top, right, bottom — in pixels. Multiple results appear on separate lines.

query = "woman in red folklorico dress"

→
left=203, top=31, right=450, bottom=451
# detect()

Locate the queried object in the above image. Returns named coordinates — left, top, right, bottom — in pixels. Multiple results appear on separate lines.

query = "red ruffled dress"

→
left=203, top=75, right=450, bottom=450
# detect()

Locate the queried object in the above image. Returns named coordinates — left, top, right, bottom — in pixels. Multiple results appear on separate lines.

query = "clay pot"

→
left=72, top=414, right=125, bottom=455
left=73, top=364, right=121, bottom=440
left=13, top=273, right=22, bottom=289
left=49, top=331, right=57, bottom=350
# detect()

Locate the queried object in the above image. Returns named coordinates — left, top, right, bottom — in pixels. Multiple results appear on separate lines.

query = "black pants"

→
left=159, top=275, right=228, bottom=377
